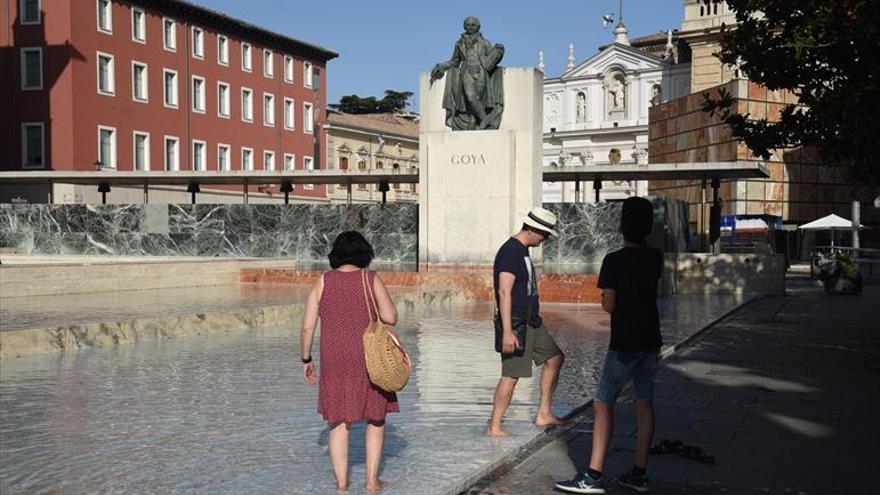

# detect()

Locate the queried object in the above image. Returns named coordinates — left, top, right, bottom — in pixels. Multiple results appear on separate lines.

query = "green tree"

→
left=329, top=90, right=413, bottom=114
left=702, top=0, right=880, bottom=183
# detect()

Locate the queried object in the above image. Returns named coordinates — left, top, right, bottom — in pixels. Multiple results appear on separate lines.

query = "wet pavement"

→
left=0, top=295, right=743, bottom=495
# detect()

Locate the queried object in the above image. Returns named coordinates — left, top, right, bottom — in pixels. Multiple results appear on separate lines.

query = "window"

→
left=263, top=93, right=275, bottom=126
left=133, top=131, right=150, bottom=171
left=338, top=156, right=348, bottom=170
left=131, top=8, right=145, bottom=43
left=241, top=42, right=252, bottom=71
left=163, top=69, right=178, bottom=108
left=263, top=49, right=273, bottom=78
left=191, top=26, right=204, bottom=58
left=192, top=75, right=205, bottom=113
left=217, top=35, right=228, bottom=65
left=21, top=0, right=41, bottom=24
left=263, top=150, right=275, bottom=171
left=284, top=98, right=294, bottom=130
left=284, top=55, right=294, bottom=83
left=241, top=147, right=253, bottom=171
left=284, top=153, right=294, bottom=171
left=192, top=140, right=206, bottom=171
left=303, top=102, right=314, bottom=133
left=20, top=48, right=42, bottom=90
left=312, top=67, right=321, bottom=90
left=132, top=61, right=148, bottom=102
left=217, top=144, right=230, bottom=171
left=164, top=136, right=179, bottom=171
left=303, top=61, right=313, bottom=87
left=303, top=156, right=315, bottom=189
left=97, top=125, right=117, bottom=168
left=97, top=52, right=114, bottom=95
left=21, top=122, right=44, bottom=168
left=217, top=82, right=230, bottom=117
left=163, top=18, right=176, bottom=51
left=241, top=87, right=253, bottom=122
left=97, top=0, right=112, bottom=33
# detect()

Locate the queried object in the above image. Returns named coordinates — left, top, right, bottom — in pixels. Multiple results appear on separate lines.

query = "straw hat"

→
left=523, top=206, right=559, bottom=237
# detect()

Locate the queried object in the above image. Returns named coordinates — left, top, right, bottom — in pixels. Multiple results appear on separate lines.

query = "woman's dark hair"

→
left=328, top=231, right=374, bottom=268
left=620, top=196, right=654, bottom=243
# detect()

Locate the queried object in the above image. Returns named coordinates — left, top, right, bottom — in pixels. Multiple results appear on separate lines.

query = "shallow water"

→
left=0, top=295, right=742, bottom=494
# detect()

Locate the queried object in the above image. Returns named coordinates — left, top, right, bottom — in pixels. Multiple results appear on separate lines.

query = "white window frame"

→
left=217, top=143, right=230, bottom=171
left=192, top=139, right=206, bottom=171
left=263, top=150, right=275, bottom=171
left=241, top=147, right=254, bottom=171
left=132, top=130, right=150, bottom=171
left=131, top=60, right=148, bottom=103
left=284, top=55, right=294, bottom=83
left=303, top=61, right=313, bottom=88
left=164, top=135, right=180, bottom=171
left=303, top=101, right=314, bottom=134
left=263, top=92, right=275, bottom=127
left=217, top=35, right=229, bottom=66
left=283, top=97, right=295, bottom=130
left=241, top=87, right=253, bottom=122
left=20, top=0, right=41, bottom=25
left=241, top=42, right=252, bottom=72
left=191, top=26, right=204, bottom=59
left=263, top=48, right=274, bottom=78
left=21, top=122, right=45, bottom=169
left=217, top=81, right=230, bottom=118
left=191, top=75, right=206, bottom=113
left=97, top=125, right=117, bottom=169
left=163, top=68, right=178, bottom=108
left=131, top=7, right=146, bottom=43
left=96, top=51, right=115, bottom=95
left=20, top=47, right=42, bottom=90
left=303, top=155, right=315, bottom=189
left=96, top=0, right=112, bottom=34
left=283, top=153, right=295, bottom=171
left=163, top=18, right=176, bottom=51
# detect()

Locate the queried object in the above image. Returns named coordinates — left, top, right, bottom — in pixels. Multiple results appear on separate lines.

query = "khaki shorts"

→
left=501, top=326, right=562, bottom=378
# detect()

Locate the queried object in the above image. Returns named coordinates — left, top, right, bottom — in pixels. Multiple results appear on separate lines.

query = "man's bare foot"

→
left=535, top=414, right=566, bottom=427
left=486, top=425, right=510, bottom=437
left=365, top=479, right=387, bottom=492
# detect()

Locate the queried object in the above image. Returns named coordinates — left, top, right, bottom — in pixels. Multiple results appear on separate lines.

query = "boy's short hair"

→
left=620, top=197, right=654, bottom=243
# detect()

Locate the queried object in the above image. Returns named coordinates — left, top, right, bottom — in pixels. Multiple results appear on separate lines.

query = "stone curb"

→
left=447, top=295, right=762, bottom=495
left=0, top=287, right=464, bottom=360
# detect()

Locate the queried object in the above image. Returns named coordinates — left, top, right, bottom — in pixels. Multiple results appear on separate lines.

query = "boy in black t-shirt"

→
left=556, top=197, right=662, bottom=494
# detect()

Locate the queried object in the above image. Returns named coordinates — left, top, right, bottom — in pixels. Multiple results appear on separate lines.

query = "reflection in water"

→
left=0, top=295, right=741, bottom=494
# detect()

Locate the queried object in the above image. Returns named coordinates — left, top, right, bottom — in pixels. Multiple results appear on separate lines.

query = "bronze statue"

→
left=430, top=16, right=505, bottom=130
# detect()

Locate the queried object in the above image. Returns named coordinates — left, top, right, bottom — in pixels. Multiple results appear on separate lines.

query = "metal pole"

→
left=575, top=177, right=580, bottom=203
left=143, top=181, right=149, bottom=204
left=347, top=179, right=352, bottom=205
left=593, top=178, right=602, bottom=203
left=700, top=178, right=707, bottom=251
left=243, top=179, right=249, bottom=204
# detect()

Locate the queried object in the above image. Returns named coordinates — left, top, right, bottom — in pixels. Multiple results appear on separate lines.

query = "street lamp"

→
left=97, top=182, right=110, bottom=204
left=280, top=182, right=293, bottom=204
left=187, top=183, right=200, bottom=204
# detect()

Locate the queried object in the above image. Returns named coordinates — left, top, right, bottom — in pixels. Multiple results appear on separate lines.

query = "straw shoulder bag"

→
left=361, top=270, right=412, bottom=392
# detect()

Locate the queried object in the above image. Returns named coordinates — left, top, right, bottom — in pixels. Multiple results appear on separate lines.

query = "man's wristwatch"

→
left=301, top=356, right=312, bottom=364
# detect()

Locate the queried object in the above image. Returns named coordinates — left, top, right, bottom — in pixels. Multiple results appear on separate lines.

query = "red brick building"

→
left=1, top=0, right=337, bottom=203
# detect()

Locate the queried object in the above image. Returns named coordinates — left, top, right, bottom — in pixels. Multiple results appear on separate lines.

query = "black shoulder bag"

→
left=493, top=299, right=531, bottom=356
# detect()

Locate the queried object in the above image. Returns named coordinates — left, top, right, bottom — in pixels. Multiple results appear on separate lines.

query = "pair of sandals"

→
left=650, top=439, right=715, bottom=464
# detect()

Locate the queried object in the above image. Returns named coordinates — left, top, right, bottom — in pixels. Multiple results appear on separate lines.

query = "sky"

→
left=201, top=0, right=684, bottom=111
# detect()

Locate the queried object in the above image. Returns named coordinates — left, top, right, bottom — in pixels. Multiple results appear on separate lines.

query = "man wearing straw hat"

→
left=488, top=206, right=566, bottom=436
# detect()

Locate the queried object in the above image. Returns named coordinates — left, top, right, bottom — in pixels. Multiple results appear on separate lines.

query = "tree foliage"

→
left=701, top=0, right=880, bottom=183
left=329, top=90, right=413, bottom=114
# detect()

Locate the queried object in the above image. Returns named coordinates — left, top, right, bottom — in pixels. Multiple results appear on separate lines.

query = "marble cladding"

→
left=0, top=204, right=418, bottom=263
left=542, top=197, right=690, bottom=268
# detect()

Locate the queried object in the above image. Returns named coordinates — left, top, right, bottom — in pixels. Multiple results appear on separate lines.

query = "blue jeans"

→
left=595, top=349, right=660, bottom=403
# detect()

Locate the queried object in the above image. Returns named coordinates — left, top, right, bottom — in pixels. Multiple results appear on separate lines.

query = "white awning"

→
left=798, top=213, right=864, bottom=231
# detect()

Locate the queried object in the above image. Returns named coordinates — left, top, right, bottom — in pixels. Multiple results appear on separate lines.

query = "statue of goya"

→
left=430, top=16, right=505, bottom=130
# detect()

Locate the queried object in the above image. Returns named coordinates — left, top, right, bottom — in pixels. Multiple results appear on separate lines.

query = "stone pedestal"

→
left=418, top=68, right=543, bottom=264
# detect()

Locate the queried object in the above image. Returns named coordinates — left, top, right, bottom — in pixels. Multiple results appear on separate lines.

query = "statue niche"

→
left=575, top=91, right=587, bottom=123
left=604, top=71, right=627, bottom=117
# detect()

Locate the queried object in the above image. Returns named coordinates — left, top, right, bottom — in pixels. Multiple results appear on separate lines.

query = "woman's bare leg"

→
left=328, top=422, right=351, bottom=490
left=365, top=421, right=387, bottom=491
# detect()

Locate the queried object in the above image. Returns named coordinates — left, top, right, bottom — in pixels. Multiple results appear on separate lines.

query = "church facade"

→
left=540, top=17, right=691, bottom=203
